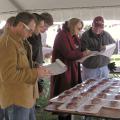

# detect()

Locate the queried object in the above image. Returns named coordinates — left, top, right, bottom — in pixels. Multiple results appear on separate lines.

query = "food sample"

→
left=91, top=98, right=102, bottom=104
left=109, top=100, right=118, bottom=107
left=57, top=94, right=66, bottom=100
left=83, top=105, right=94, bottom=111
left=92, top=84, right=100, bottom=90
left=80, top=92, right=88, bottom=97
left=71, top=96, right=82, bottom=103
left=87, top=87, right=96, bottom=92
left=115, top=95, right=120, bottom=100
left=66, top=102, right=78, bottom=109
left=102, top=88, right=110, bottom=93
left=76, top=84, right=86, bottom=91
left=64, top=90, right=72, bottom=95
left=97, top=93, right=107, bottom=98
left=98, top=80, right=107, bottom=85
left=111, top=82, right=119, bottom=86
left=85, top=79, right=96, bottom=84
left=71, top=87, right=78, bottom=91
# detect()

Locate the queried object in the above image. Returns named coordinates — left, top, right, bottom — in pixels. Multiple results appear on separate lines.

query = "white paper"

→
left=78, top=43, right=116, bottom=63
left=96, top=43, right=116, bottom=57
left=43, top=59, right=67, bottom=75
left=77, top=51, right=98, bottom=63
left=42, top=47, right=53, bottom=56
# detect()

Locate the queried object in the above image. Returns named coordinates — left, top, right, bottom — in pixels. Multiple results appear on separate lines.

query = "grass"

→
left=36, top=78, right=58, bottom=120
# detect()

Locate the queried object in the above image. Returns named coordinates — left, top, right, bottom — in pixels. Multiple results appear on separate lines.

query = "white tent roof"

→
left=1, top=0, right=120, bottom=21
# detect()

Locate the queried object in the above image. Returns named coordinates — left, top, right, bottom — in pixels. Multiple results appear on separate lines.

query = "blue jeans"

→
left=0, top=108, right=4, bottom=120
left=0, top=108, right=9, bottom=120
left=4, top=105, right=36, bottom=120
left=82, top=65, right=109, bottom=81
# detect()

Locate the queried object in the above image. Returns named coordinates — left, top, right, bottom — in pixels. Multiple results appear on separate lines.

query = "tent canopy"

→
left=1, top=0, right=120, bottom=21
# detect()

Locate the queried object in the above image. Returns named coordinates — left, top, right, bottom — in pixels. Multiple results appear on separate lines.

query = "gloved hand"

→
left=108, top=62, right=117, bottom=72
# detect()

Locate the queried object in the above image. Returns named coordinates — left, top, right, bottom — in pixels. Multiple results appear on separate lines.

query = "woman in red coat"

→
left=50, top=18, right=90, bottom=120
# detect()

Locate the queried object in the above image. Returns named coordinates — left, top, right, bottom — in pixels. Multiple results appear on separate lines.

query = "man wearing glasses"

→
left=0, top=12, right=51, bottom=120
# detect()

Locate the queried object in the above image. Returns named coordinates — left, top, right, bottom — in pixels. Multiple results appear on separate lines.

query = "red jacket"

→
left=50, top=28, right=83, bottom=98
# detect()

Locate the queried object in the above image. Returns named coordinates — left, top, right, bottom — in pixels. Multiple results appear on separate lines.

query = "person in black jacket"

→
left=28, top=13, right=54, bottom=95
left=28, top=13, right=45, bottom=95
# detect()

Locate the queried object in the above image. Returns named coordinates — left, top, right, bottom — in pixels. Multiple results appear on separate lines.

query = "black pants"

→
left=58, top=115, right=71, bottom=120
left=38, top=79, right=44, bottom=93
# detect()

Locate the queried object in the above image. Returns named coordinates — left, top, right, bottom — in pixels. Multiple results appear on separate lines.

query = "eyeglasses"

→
left=22, top=23, right=33, bottom=33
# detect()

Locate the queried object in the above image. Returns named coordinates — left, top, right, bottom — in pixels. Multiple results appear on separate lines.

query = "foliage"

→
left=83, top=25, right=91, bottom=31
left=36, top=78, right=57, bottom=120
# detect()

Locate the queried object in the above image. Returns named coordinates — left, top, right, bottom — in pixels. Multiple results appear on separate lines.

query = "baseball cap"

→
left=93, top=16, right=104, bottom=28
